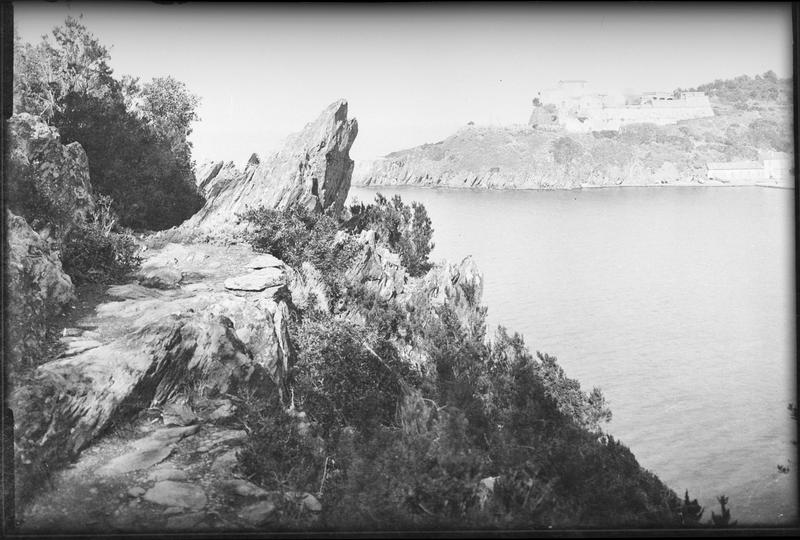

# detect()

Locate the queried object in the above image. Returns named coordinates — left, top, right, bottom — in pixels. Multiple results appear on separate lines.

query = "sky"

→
left=13, top=2, right=794, bottom=164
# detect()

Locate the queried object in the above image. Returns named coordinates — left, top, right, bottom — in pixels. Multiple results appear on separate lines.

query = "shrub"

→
left=236, top=392, right=324, bottom=492
left=322, top=403, right=489, bottom=530
left=289, top=313, right=416, bottom=439
left=347, top=194, right=435, bottom=277
left=60, top=221, right=141, bottom=284
left=241, top=204, right=359, bottom=305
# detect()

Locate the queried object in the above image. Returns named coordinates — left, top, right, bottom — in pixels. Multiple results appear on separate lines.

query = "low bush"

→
left=60, top=222, right=141, bottom=284
left=236, top=392, right=324, bottom=493
left=289, top=313, right=418, bottom=439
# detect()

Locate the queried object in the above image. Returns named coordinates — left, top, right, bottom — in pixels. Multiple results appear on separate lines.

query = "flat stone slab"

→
left=97, top=438, right=175, bottom=476
left=96, top=425, right=199, bottom=476
left=165, top=511, right=206, bottom=530
left=220, top=479, right=271, bottom=499
left=239, top=500, right=276, bottom=526
left=161, top=403, right=197, bottom=427
left=246, top=254, right=285, bottom=270
left=143, top=481, right=207, bottom=510
left=149, top=467, right=189, bottom=482
left=58, top=339, right=102, bottom=358
left=207, top=429, right=248, bottom=447
left=150, top=424, right=200, bottom=442
left=223, top=268, right=284, bottom=292
left=210, top=449, right=238, bottom=475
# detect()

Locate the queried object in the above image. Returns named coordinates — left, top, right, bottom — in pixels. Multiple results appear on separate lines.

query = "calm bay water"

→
left=349, top=185, right=797, bottom=525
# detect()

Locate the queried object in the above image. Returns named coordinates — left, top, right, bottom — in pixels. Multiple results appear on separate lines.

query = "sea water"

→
left=348, top=184, right=797, bottom=525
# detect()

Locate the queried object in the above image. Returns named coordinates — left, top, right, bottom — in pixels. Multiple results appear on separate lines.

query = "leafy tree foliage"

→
left=13, top=17, right=204, bottom=230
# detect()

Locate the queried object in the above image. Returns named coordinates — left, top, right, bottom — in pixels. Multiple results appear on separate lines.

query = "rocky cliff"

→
left=6, top=113, right=95, bottom=235
left=186, top=100, right=358, bottom=231
left=6, top=210, right=76, bottom=371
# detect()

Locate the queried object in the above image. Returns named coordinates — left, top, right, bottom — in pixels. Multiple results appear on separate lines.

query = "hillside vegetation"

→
left=354, top=72, right=793, bottom=189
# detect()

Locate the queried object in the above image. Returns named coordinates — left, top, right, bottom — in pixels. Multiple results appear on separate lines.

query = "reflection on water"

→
left=349, top=185, right=797, bottom=525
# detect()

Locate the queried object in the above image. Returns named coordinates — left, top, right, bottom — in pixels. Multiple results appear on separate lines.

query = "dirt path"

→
left=15, top=241, right=321, bottom=532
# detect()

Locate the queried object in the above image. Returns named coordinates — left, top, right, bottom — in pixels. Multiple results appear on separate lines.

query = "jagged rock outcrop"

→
left=194, top=160, right=243, bottom=199
left=5, top=113, right=95, bottom=234
left=345, top=230, right=408, bottom=300
left=185, top=100, right=358, bottom=231
left=6, top=210, right=76, bottom=369
left=401, top=255, right=485, bottom=334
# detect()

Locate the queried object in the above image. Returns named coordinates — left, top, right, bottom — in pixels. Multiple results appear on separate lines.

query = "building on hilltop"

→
left=532, top=80, right=714, bottom=133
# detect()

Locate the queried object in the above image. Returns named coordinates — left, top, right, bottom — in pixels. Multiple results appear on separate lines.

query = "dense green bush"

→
left=347, top=194, right=435, bottom=277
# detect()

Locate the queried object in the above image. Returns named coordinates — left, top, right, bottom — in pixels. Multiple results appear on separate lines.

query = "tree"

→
left=14, top=16, right=115, bottom=122
left=550, top=137, right=584, bottom=174
left=138, top=76, right=201, bottom=163
left=15, top=17, right=205, bottom=230
left=678, top=490, right=704, bottom=526
left=710, top=495, right=737, bottom=527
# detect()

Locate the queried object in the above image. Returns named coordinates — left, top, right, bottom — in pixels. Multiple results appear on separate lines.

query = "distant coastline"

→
left=352, top=177, right=794, bottom=193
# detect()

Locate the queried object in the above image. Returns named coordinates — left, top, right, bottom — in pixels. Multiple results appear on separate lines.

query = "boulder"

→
left=5, top=113, right=95, bottom=235
left=143, top=481, right=207, bottom=510
left=184, top=99, right=358, bottom=230
left=140, top=267, right=184, bottom=290
left=6, top=210, right=75, bottom=368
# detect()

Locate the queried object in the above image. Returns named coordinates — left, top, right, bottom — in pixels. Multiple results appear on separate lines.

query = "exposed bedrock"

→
left=186, top=99, right=358, bottom=231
